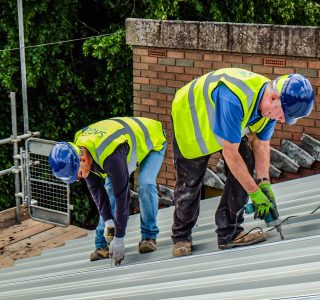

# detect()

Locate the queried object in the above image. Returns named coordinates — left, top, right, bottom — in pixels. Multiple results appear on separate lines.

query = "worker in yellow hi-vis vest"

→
left=49, top=117, right=166, bottom=265
left=171, top=68, right=314, bottom=257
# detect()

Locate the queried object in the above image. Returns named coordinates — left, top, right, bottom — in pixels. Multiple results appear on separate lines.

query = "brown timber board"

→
left=0, top=218, right=88, bottom=269
left=0, top=205, right=29, bottom=229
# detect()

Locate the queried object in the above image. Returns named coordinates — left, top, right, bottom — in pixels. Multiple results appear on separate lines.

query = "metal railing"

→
left=0, top=92, right=39, bottom=223
left=25, top=138, right=71, bottom=226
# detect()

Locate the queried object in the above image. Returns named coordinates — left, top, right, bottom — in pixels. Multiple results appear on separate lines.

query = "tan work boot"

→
left=218, top=230, right=266, bottom=250
left=172, top=241, right=192, bottom=257
left=139, top=238, right=157, bottom=253
left=90, top=248, right=109, bottom=261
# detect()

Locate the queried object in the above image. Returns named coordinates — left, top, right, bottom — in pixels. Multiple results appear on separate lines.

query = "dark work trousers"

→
left=171, top=133, right=210, bottom=243
left=215, top=136, right=255, bottom=244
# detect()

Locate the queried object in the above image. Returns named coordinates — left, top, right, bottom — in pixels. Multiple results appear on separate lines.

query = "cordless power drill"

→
left=244, top=203, right=284, bottom=240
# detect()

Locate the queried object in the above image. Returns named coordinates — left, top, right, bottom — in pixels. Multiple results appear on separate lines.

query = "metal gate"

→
left=24, top=138, right=71, bottom=226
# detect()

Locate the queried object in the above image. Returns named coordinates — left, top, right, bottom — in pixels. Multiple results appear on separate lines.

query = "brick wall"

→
left=127, top=19, right=320, bottom=188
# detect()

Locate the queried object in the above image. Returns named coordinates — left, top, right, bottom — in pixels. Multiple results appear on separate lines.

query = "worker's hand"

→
left=109, top=237, right=125, bottom=265
left=259, top=181, right=280, bottom=220
left=249, top=188, right=273, bottom=220
left=258, top=181, right=276, bottom=204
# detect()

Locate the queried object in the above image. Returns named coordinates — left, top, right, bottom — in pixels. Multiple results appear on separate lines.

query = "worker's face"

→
left=77, top=149, right=92, bottom=180
left=261, top=92, right=285, bottom=123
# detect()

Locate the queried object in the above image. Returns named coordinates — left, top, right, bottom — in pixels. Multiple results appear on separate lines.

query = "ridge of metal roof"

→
left=0, top=174, right=320, bottom=300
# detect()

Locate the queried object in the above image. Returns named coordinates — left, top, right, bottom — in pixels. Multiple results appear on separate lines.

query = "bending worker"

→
left=171, top=68, right=314, bottom=256
left=49, top=117, right=166, bottom=265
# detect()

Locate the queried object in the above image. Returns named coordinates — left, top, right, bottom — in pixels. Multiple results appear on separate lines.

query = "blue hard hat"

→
left=275, top=74, right=314, bottom=125
left=49, top=142, right=80, bottom=184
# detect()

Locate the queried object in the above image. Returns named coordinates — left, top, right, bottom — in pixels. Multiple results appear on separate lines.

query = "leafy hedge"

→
left=0, top=0, right=319, bottom=227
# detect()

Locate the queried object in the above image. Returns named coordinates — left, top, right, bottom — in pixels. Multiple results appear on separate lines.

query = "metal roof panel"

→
left=1, top=174, right=320, bottom=299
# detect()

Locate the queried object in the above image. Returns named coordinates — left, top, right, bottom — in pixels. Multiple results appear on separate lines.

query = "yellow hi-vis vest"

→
left=74, top=117, right=166, bottom=173
left=172, top=68, right=270, bottom=159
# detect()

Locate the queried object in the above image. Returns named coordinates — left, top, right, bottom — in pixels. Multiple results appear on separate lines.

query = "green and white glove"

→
left=249, top=188, right=273, bottom=220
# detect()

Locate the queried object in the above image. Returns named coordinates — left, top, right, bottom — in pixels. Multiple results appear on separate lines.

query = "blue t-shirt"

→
left=212, top=83, right=276, bottom=143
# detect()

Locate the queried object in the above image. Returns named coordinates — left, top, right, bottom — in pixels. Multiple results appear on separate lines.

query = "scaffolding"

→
left=0, top=92, right=39, bottom=224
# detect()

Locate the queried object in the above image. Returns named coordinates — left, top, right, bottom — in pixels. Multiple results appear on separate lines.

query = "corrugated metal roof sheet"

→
left=1, top=174, right=320, bottom=300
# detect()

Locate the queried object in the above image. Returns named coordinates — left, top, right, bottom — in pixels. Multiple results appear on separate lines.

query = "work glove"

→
left=109, top=237, right=125, bottom=266
left=258, top=181, right=280, bottom=220
left=248, top=188, right=274, bottom=220
left=104, top=221, right=115, bottom=245
left=258, top=181, right=276, bottom=204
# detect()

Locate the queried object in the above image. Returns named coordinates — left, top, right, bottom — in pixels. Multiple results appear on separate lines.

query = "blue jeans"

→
left=95, top=143, right=166, bottom=248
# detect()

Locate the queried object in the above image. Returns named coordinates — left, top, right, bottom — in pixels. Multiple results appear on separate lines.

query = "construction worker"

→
left=171, top=68, right=314, bottom=256
left=49, top=117, right=166, bottom=265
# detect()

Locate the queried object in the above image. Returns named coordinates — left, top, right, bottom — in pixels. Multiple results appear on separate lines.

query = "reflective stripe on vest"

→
left=189, top=78, right=208, bottom=153
left=189, top=73, right=256, bottom=153
left=131, top=117, right=154, bottom=151
left=95, top=117, right=155, bottom=172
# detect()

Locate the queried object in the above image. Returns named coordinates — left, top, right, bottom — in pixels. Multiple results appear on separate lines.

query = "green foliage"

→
left=70, top=182, right=99, bottom=228
left=0, top=0, right=319, bottom=224
left=82, top=29, right=132, bottom=116
left=174, top=0, right=320, bottom=25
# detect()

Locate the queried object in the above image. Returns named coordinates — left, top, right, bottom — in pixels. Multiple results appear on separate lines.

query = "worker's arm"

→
left=103, top=142, right=130, bottom=239
left=251, top=135, right=276, bottom=204
left=85, top=172, right=113, bottom=222
left=251, top=134, right=270, bottom=180
left=221, top=138, right=273, bottom=219
left=102, top=143, right=130, bottom=265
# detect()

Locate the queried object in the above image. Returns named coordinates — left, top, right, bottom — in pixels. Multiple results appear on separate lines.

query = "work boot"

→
left=218, top=230, right=266, bottom=250
left=90, top=248, right=109, bottom=261
left=172, top=241, right=192, bottom=257
left=139, top=238, right=157, bottom=253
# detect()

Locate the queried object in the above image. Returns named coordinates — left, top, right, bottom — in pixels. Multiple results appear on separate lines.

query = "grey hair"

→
left=79, top=146, right=85, bottom=157
left=268, top=80, right=280, bottom=94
